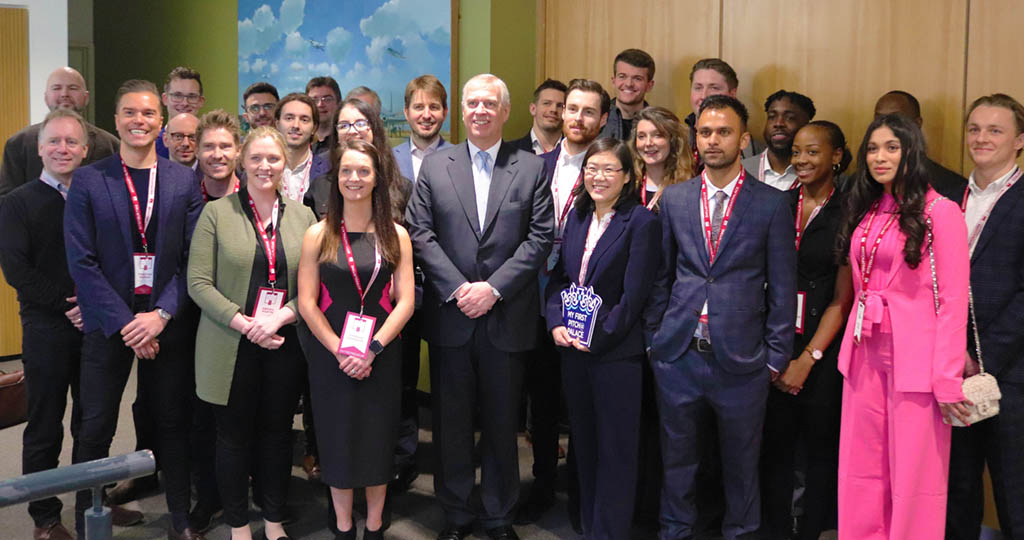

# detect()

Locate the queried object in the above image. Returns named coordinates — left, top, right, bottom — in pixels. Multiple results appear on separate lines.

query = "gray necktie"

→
left=710, top=190, right=728, bottom=243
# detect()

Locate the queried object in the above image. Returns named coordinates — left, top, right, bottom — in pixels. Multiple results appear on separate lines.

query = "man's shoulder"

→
left=508, top=132, right=532, bottom=152
left=75, top=154, right=119, bottom=180
left=392, top=140, right=411, bottom=156
left=740, top=153, right=761, bottom=171
left=87, top=123, right=119, bottom=144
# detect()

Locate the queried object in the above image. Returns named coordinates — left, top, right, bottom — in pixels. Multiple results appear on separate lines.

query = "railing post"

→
left=84, top=485, right=111, bottom=540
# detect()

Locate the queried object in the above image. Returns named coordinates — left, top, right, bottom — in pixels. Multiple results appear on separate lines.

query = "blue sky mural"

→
left=238, top=0, right=451, bottom=133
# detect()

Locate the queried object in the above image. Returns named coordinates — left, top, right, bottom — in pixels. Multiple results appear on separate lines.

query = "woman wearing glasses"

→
left=297, top=139, right=415, bottom=539
left=544, top=138, right=661, bottom=540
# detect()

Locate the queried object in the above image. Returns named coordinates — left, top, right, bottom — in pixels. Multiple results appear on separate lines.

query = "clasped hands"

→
left=230, top=311, right=286, bottom=350
left=551, top=326, right=591, bottom=352
left=64, top=296, right=83, bottom=331
left=334, top=344, right=376, bottom=380
left=455, top=282, right=498, bottom=319
left=121, top=310, right=169, bottom=359
left=773, top=353, right=814, bottom=395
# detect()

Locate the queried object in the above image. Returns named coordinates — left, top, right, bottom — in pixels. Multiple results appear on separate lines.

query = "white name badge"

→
left=133, top=253, right=155, bottom=294
left=853, top=299, right=866, bottom=344
left=338, top=311, right=377, bottom=359
left=253, top=287, right=285, bottom=319
left=795, top=291, right=806, bottom=335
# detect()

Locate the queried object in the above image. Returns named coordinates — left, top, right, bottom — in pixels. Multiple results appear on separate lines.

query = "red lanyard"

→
left=247, top=195, right=280, bottom=285
left=794, top=185, right=835, bottom=251
left=340, top=219, right=382, bottom=314
left=121, top=160, right=157, bottom=253
left=960, top=166, right=1022, bottom=253
left=553, top=162, right=582, bottom=233
left=858, top=201, right=899, bottom=296
left=201, top=177, right=239, bottom=201
left=641, top=175, right=660, bottom=210
left=700, top=169, right=745, bottom=263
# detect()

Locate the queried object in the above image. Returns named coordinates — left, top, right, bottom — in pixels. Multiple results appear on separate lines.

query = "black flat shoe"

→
left=436, top=524, right=473, bottom=540
left=486, top=525, right=519, bottom=540
left=334, top=528, right=355, bottom=540
left=364, top=525, right=384, bottom=540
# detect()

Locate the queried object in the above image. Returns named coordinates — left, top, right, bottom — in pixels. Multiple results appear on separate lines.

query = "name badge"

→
left=560, top=283, right=603, bottom=348
left=795, top=291, right=806, bottom=335
left=253, top=287, right=285, bottom=319
left=133, top=253, right=155, bottom=294
left=338, top=311, right=377, bottom=359
left=853, top=299, right=866, bottom=344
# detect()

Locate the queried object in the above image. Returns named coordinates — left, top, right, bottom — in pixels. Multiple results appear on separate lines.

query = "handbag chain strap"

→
left=926, top=196, right=985, bottom=373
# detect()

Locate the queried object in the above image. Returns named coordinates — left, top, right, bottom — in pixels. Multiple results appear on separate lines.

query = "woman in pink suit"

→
left=834, top=114, right=973, bottom=539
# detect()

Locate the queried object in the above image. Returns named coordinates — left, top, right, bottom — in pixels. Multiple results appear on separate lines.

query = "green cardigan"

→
left=187, top=192, right=317, bottom=405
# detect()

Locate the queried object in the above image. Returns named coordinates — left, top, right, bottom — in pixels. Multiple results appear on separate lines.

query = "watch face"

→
left=811, top=349, right=823, bottom=360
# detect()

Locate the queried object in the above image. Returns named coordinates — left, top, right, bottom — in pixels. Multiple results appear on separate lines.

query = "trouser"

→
left=430, top=325, right=524, bottom=529
left=946, top=380, right=1024, bottom=540
left=212, top=334, right=304, bottom=527
left=522, top=319, right=562, bottom=489
left=652, top=345, right=769, bottom=540
left=837, top=333, right=950, bottom=540
left=395, top=308, right=423, bottom=470
left=21, top=316, right=82, bottom=527
left=561, top=350, right=642, bottom=540
left=635, top=359, right=664, bottom=527
left=73, top=320, right=193, bottom=531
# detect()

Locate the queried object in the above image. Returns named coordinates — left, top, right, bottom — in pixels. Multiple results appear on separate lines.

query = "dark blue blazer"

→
left=545, top=202, right=661, bottom=359
left=64, top=154, right=203, bottom=337
left=646, top=175, right=797, bottom=373
left=967, top=178, right=1024, bottom=382
left=392, top=137, right=451, bottom=181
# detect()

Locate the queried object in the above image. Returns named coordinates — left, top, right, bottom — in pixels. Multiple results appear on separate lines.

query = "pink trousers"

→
left=837, top=333, right=952, bottom=539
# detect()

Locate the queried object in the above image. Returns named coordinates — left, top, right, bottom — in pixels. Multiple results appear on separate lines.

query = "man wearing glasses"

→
left=163, top=113, right=199, bottom=170
left=243, top=82, right=280, bottom=131
left=156, top=67, right=205, bottom=159
left=306, top=76, right=341, bottom=156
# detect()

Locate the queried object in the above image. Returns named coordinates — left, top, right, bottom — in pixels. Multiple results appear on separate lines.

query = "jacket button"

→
left=810, top=282, right=816, bottom=289
left=708, top=277, right=714, bottom=283
left=810, top=308, right=819, bottom=316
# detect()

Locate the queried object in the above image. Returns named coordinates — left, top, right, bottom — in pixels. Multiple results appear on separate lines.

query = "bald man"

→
left=163, top=113, right=199, bottom=169
left=874, top=90, right=968, bottom=203
left=1, top=67, right=120, bottom=197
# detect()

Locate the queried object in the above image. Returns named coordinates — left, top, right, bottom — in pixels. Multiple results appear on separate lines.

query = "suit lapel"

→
left=686, top=180, right=710, bottom=271
left=563, top=214, right=587, bottom=284
left=583, top=210, right=627, bottom=285
left=447, top=144, right=481, bottom=239
left=155, top=159, right=175, bottom=258
left=481, top=142, right=517, bottom=235
left=711, top=177, right=754, bottom=267
left=103, top=157, right=134, bottom=254
left=970, top=181, right=1024, bottom=264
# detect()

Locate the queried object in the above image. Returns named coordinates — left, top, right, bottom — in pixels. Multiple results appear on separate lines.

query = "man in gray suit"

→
left=406, top=73, right=554, bottom=540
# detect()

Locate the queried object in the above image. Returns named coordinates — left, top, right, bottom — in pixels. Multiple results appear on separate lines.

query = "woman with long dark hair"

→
left=628, top=106, right=696, bottom=212
left=296, top=139, right=414, bottom=539
left=834, top=114, right=971, bottom=539
left=760, top=120, right=853, bottom=539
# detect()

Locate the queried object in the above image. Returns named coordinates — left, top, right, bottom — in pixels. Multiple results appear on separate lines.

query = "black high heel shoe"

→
left=363, top=525, right=384, bottom=540
left=334, top=527, right=356, bottom=540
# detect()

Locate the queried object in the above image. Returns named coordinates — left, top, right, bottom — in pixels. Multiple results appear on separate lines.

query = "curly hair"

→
left=628, top=106, right=696, bottom=208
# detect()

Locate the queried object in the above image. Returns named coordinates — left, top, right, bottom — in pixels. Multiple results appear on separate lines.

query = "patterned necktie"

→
left=710, top=190, right=728, bottom=244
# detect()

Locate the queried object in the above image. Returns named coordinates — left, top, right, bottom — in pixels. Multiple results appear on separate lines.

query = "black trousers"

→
left=430, top=324, right=524, bottom=529
left=212, top=333, right=304, bottom=527
left=73, top=320, right=193, bottom=529
left=21, top=316, right=82, bottom=527
left=395, top=308, right=423, bottom=469
left=946, top=380, right=1024, bottom=540
left=522, top=319, right=562, bottom=489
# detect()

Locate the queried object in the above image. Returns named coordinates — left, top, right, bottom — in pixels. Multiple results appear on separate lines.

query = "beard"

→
left=699, top=146, right=740, bottom=169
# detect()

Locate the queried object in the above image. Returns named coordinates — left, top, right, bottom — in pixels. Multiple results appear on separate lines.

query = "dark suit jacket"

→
left=392, top=137, right=451, bottom=180
left=544, top=202, right=661, bottom=359
left=646, top=174, right=796, bottom=372
left=509, top=132, right=534, bottom=154
left=967, top=178, right=1024, bottom=382
left=405, top=141, right=554, bottom=352
left=0, top=121, right=120, bottom=197
left=926, top=157, right=968, bottom=205
left=64, top=155, right=203, bottom=337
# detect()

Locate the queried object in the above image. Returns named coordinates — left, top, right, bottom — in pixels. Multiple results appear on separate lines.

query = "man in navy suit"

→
left=393, top=74, right=451, bottom=181
left=945, top=93, right=1024, bottom=540
left=647, top=94, right=796, bottom=540
left=406, top=73, right=554, bottom=540
left=64, top=79, right=204, bottom=540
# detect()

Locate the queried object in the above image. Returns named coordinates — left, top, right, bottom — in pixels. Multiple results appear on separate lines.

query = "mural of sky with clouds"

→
left=238, top=0, right=451, bottom=129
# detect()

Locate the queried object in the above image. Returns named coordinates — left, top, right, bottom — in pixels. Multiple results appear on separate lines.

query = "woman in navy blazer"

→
left=544, top=138, right=662, bottom=540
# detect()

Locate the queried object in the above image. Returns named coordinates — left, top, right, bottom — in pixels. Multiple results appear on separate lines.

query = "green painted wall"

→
left=92, top=0, right=239, bottom=133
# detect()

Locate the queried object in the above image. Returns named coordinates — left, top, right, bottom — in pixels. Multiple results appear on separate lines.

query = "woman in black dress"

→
left=759, top=120, right=854, bottom=539
left=296, top=139, right=415, bottom=540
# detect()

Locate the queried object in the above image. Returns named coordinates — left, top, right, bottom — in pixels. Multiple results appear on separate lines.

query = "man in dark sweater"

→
left=0, top=109, right=142, bottom=540
left=0, top=67, right=119, bottom=198
left=598, top=48, right=654, bottom=141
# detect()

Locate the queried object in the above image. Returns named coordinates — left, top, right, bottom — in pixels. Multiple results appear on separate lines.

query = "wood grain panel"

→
left=964, top=0, right=1024, bottom=172
left=0, top=7, right=29, bottom=357
left=721, top=0, right=968, bottom=173
left=543, top=0, right=720, bottom=116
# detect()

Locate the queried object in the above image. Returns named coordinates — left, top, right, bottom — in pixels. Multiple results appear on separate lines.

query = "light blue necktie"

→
left=475, top=150, right=492, bottom=231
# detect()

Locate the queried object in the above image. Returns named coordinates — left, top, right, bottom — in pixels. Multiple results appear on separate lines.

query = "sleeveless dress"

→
left=303, top=232, right=401, bottom=488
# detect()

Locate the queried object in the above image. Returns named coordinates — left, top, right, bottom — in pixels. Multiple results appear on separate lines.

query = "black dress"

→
left=303, top=232, right=401, bottom=488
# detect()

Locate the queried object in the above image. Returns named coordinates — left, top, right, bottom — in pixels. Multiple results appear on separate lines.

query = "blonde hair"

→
left=240, top=126, right=288, bottom=190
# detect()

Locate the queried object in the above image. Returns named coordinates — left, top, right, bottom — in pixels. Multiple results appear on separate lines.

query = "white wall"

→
left=1, top=0, right=69, bottom=122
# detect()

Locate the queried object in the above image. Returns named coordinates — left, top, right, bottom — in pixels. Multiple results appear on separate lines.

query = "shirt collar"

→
left=286, top=150, right=313, bottom=175
left=558, top=139, right=587, bottom=165
left=467, top=139, right=501, bottom=164
left=410, top=137, right=441, bottom=157
left=968, top=165, right=1019, bottom=196
left=703, top=169, right=742, bottom=198
left=39, top=170, right=69, bottom=198
left=759, top=150, right=794, bottom=177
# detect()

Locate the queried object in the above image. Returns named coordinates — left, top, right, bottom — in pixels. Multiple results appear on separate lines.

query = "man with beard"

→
left=393, top=75, right=451, bottom=181
left=163, top=113, right=199, bottom=170
left=511, top=79, right=567, bottom=155
left=0, top=66, right=119, bottom=197
left=196, top=110, right=243, bottom=200
left=243, top=82, right=279, bottom=130
left=647, top=94, right=795, bottom=540
left=742, top=90, right=815, bottom=191
left=306, top=76, right=341, bottom=156
left=599, top=49, right=654, bottom=141
left=274, top=93, right=328, bottom=202
left=515, top=78, right=610, bottom=526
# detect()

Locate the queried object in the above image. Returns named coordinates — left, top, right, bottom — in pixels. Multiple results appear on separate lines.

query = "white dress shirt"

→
left=756, top=150, right=797, bottom=192
left=695, top=171, right=742, bottom=339
left=466, top=139, right=500, bottom=231
left=410, top=137, right=442, bottom=181
left=530, top=128, right=562, bottom=156
left=552, top=140, right=587, bottom=234
left=280, top=150, right=313, bottom=202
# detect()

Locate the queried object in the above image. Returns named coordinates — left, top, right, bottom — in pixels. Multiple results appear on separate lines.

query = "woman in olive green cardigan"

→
left=187, top=127, right=316, bottom=540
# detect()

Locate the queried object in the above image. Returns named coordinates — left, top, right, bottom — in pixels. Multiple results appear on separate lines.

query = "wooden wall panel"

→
left=543, top=0, right=720, bottom=117
left=964, top=0, right=1024, bottom=172
left=0, top=7, right=29, bottom=357
left=722, top=0, right=968, bottom=174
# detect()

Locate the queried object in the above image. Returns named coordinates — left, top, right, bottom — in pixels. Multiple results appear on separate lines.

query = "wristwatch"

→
left=369, top=339, right=384, bottom=355
left=805, top=345, right=823, bottom=361
left=156, top=308, right=172, bottom=321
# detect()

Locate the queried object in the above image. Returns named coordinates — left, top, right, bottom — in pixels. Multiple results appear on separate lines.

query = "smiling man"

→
left=406, top=73, right=553, bottom=540
left=393, top=74, right=451, bottom=181
left=163, top=113, right=199, bottom=169
left=511, top=79, right=567, bottom=155
left=0, top=67, right=119, bottom=197
left=274, top=92, right=328, bottom=202
left=156, top=67, right=205, bottom=160
left=306, top=76, right=341, bottom=156
left=741, top=90, right=815, bottom=191
left=599, top=49, right=655, bottom=141
left=196, top=109, right=243, bottom=201
left=243, top=82, right=280, bottom=130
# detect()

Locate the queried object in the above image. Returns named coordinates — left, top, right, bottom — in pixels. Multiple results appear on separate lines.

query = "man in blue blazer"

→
left=64, top=80, right=204, bottom=540
left=946, top=94, right=1024, bottom=540
left=392, top=74, right=452, bottom=182
left=406, top=74, right=553, bottom=540
left=646, top=94, right=796, bottom=540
